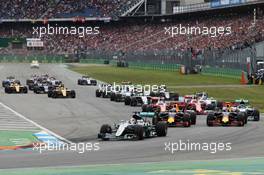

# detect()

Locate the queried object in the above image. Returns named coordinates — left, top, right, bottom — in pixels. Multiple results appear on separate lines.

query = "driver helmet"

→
left=130, top=117, right=137, bottom=124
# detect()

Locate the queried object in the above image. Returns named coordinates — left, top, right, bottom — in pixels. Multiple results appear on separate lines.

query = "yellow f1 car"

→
left=47, top=85, right=76, bottom=98
left=5, top=82, right=28, bottom=94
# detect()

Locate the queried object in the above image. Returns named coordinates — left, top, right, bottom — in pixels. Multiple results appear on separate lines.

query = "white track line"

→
left=0, top=102, right=73, bottom=144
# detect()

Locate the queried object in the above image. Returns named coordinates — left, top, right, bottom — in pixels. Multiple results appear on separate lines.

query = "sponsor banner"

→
left=26, top=38, right=43, bottom=48
left=211, top=0, right=246, bottom=8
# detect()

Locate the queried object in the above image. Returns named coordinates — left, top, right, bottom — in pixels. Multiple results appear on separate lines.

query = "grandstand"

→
left=0, top=0, right=264, bottom=72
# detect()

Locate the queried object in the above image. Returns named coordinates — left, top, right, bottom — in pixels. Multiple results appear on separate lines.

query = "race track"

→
left=0, top=63, right=263, bottom=169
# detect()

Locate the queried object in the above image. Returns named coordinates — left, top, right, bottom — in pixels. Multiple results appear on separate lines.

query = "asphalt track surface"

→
left=0, top=63, right=263, bottom=169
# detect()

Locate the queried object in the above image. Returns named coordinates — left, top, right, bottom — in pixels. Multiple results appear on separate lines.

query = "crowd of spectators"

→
left=0, top=0, right=130, bottom=19
left=0, top=0, right=53, bottom=19
left=0, top=10, right=264, bottom=57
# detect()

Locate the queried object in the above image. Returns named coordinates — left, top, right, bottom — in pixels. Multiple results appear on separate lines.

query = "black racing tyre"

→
left=130, top=98, right=137, bottom=106
left=183, top=116, right=191, bottom=127
left=34, top=87, right=40, bottom=94
left=207, top=113, right=214, bottom=127
left=156, top=122, right=167, bottom=137
left=237, top=113, right=245, bottom=126
left=254, top=110, right=260, bottom=121
left=124, top=97, right=131, bottom=105
left=241, top=112, right=248, bottom=124
left=92, top=80, right=97, bottom=86
left=100, top=124, right=112, bottom=134
left=77, top=80, right=81, bottom=85
left=95, top=90, right=101, bottom=97
left=102, top=92, right=108, bottom=98
left=48, top=91, right=52, bottom=97
left=29, top=85, right=34, bottom=91
left=70, top=90, right=76, bottom=98
left=22, top=87, right=28, bottom=94
left=115, top=94, right=122, bottom=102
left=52, top=92, right=58, bottom=98
left=189, top=112, right=197, bottom=125
left=110, top=93, right=116, bottom=101
left=134, top=125, right=144, bottom=140
left=100, top=124, right=112, bottom=141
left=5, top=87, right=11, bottom=94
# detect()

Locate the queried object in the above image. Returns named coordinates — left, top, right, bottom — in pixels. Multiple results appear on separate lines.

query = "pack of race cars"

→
left=2, top=75, right=76, bottom=98
left=1, top=75, right=261, bottom=141
left=94, top=82, right=261, bottom=140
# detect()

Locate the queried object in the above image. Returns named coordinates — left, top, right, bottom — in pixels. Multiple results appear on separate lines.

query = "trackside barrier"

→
left=0, top=55, right=65, bottom=63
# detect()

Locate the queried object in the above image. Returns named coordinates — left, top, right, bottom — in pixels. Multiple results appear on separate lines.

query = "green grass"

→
left=70, top=65, right=239, bottom=86
left=0, top=131, right=39, bottom=146
left=70, top=65, right=264, bottom=111
left=1, top=157, right=264, bottom=175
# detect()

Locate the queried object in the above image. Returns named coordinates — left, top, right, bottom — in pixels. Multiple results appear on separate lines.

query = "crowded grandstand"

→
left=0, top=0, right=263, bottom=68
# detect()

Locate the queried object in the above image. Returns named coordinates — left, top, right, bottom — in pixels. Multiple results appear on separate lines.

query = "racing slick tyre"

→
left=183, top=117, right=191, bottom=127
left=156, top=122, right=167, bottom=137
left=52, top=92, right=58, bottom=99
left=34, top=87, right=40, bottom=94
left=241, top=112, right=248, bottom=124
left=189, top=112, right=197, bottom=125
left=77, top=80, right=81, bottom=85
left=2, top=82, right=6, bottom=87
left=124, top=97, right=131, bottom=105
left=115, top=95, right=122, bottom=102
left=95, top=90, right=101, bottom=97
left=130, top=98, right=137, bottom=106
left=29, top=85, right=34, bottom=91
left=134, top=125, right=144, bottom=140
left=253, top=110, right=260, bottom=121
left=100, top=124, right=112, bottom=141
left=207, top=113, right=214, bottom=127
left=22, top=87, right=28, bottom=94
left=102, top=92, right=108, bottom=98
left=91, top=80, right=97, bottom=86
left=237, top=113, right=245, bottom=127
left=48, top=91, right=53, bottom=98
left=110, top=93, right=116, bottom=101
left=4, top=87, right=11, bottom=94
left=70, top=90, right=76, bottom=98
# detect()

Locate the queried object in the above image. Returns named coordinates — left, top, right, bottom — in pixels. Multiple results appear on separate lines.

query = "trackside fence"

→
left=0, top=55, right=65, bottom=63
